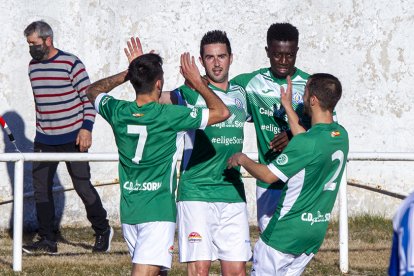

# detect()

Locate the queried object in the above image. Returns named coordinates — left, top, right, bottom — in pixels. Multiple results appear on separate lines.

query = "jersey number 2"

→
left=323, top=150, right=344, bottom=191
left=127, top=125, right=148, bottom=164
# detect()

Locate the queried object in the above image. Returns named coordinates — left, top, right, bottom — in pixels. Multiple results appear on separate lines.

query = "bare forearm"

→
left=285, top=106, right=306, bottom=135
left=86, top=70, right=129, bottom=104
left=239, top=154, right=279, bottom=184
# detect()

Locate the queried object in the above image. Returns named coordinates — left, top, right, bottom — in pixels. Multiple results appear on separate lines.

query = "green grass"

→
left=0, top=215, right=392, bottom=275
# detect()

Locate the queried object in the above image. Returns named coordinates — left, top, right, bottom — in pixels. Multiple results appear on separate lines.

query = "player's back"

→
left=262, top=122, right=349, bottom=255
left=97, top=95, right=206, bottom=224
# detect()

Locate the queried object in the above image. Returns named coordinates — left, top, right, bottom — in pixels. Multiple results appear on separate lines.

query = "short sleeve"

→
left=95, top=93, right=120, bottom=125
left=267, top=135, right=315, bottom=182
left=231, top=75, right=252, bottom=121
left=165, top=105, right=209, bottom=132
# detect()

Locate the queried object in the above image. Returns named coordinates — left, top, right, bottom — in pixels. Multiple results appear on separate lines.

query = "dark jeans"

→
left=32, top=141, right=109, bottom=241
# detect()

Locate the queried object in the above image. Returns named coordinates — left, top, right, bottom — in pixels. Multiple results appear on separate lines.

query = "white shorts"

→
left=251, top=238, right=314, bottom=276
left=256, top=186, right=283, bottom=232
left=122, top=221, right=175, bottom=270
left=177, top=201, right=252, bottom=262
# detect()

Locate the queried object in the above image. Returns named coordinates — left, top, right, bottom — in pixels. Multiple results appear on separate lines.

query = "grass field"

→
left=0, top=215, right=392, bottom=275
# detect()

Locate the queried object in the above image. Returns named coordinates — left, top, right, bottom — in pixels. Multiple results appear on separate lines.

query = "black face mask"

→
left=29, top=44, right=48, bottom=61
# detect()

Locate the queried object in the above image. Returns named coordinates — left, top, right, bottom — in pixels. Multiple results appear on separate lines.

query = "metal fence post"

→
left=339, top=166, right=349, bottom=273
left=13, top=158, right=24, bottom=271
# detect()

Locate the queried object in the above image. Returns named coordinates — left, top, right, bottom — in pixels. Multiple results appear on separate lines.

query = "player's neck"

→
left=311, top=111, right=334, bottom=126
left=135, top=92, right=159, bottom=107
left=208, top=79, right=229, bottom=91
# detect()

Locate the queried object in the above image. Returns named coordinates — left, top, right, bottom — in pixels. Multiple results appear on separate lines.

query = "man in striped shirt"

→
left=22, top=20, right=112, bottom=254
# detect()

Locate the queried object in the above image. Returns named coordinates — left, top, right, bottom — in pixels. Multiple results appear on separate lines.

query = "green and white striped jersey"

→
left=262, top=122, right=349, bottom=255
left=231, top=67, right=310, bottom=189
left=175, top=83, right=249, bottom=202
left=96, top=94, right=207, bottom=224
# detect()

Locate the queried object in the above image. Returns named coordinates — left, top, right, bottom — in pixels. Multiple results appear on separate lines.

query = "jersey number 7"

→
left=127, top=125, right=148, bottom=164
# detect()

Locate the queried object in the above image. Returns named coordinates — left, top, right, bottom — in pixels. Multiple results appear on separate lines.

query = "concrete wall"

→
left=0, top=0, right=413, bottom=229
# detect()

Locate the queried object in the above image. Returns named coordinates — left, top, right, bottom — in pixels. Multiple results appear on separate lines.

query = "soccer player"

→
left=228, top=73, right=349, bottom=275
left=176, top=31, right=252, bottom=276
left=389, top=191, right=414, bottom=276
left=86, top=37, right=229, bottom=276
left=232, top=23, right=311, bottom=232
left=160, top=30, right=252, bottom=275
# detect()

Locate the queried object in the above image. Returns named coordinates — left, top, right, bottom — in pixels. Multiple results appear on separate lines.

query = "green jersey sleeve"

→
left=267, top=134, right=315, bottom=182
left=231, top=73, right=258, bottom=120
left=163, top=104, right=209, bottom=132
left=95, top=93, right=122, bottom=125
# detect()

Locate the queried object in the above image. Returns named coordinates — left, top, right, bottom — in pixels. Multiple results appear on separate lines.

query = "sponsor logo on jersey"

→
left=292, top=91, right=303, bottom=104
left=301, top=211, right=331, bottom=225
left=188, top=232, right=202, bottom=243
left=234, top=98, right=244, bottom=109
left=259, top=107, right=273, bottom=117
left=331, top=131, right=340, bottom=137
left=261, top=123, right=289, bottom=134
left=123, top=181, right=162, bottom=192
left=211, top=136, right=244, bottom=145
left=168, top=245, right=174, bottom=255
left=132, top=113, right=144, bottom=117
left=276, top=154, right=288, bottom=165
left=212, top=120, right=244, bottom=129
left=190, top=108, right=198, bottom=118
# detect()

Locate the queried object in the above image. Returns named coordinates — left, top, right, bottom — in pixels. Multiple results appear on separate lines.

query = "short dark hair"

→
left=24, top=20, right=54, bottom=40
left=128, top=54, right=163, bottom=94
left=200, top=30, right=232, bottom=57
left=307, top=73, right=342, bottom=112
left=267, top=23, right=299, bottom=46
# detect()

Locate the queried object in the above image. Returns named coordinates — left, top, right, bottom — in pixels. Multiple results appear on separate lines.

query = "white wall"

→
left=0, top=0, right=413, bottom=229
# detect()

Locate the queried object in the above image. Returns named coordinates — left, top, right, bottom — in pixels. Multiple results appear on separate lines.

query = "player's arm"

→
left=124, top=37, right=178, bottom=106
left=87, top=36, right=144, bottom=103
left=159, top=91, right=178, bottom=105
left=180, top=52, right=230, bottom=126
left=227, top=153, right=279, bottom=184
left=86, top=70, right=128, bottom=104
left=281, top=75, right=306, bottom=135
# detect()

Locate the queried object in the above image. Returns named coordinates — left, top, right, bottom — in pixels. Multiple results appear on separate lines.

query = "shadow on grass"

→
left=56, top=235, right=93, bottom=251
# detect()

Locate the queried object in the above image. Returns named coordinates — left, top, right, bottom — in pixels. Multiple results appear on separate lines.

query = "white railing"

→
left=0, top=153, right=117, bottom=272
left=1, top=151, right=413, bottom=272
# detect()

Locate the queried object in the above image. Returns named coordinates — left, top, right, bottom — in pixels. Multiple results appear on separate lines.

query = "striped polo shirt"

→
left=28, top=49, right=96, bottom=145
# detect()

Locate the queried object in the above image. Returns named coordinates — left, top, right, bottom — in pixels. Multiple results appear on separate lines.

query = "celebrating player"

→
left=232, top=23, right=311, bottom=232
left=156, top=30, right=252, bottom=275
left=228, top=73, right=348, bottom=275
left=86, top=37, right=229, bottom=276
left=174, top=31, right=252, bottom=276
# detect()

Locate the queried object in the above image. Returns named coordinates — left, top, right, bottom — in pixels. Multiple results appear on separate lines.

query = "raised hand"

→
left=280, top=75, right=293, bottom=109
left=180, top=52, right=203, bottom=90
left=124, top=37, right=144, bottom=64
